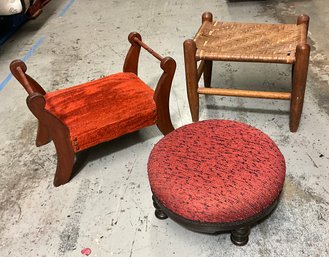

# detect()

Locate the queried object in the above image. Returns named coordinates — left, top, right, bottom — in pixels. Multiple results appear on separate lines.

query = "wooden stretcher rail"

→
left=197, top=87, right=291, bottom=100
left=134, top=37, right=163, bottom=61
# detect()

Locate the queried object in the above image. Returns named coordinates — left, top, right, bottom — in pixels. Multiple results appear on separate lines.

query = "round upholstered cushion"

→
left=148, top=120, right=286, bottom=223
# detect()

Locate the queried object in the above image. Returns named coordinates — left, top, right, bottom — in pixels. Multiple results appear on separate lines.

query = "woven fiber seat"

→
left=184, top=12, right=311, bottom=132
left=194, top=22, right=306, bottom=63
left=148, top=120, right=286, bottom=246
left=11, top=32, right=176, bottom=187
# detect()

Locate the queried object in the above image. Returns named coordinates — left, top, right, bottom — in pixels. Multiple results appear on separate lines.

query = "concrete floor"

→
left=0, top=0, right=328, bottom=256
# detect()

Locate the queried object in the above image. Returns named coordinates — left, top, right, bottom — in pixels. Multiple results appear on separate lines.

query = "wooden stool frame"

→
left=184, top=12, right=310, bottom=132
left=10, top=32, right=176, bottom=187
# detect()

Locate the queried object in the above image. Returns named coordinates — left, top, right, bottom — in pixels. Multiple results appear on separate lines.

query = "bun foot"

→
left=231, top=227, right=250, bottom=246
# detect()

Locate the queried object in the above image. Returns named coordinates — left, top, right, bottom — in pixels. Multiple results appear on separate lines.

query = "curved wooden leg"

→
left=290, top=44, right=310, bottom=132
left=50, top=124, right=76, bottom=187
left=152, top=195, right=168, bottom=220
left=52, top=142, right=75, bottom=187
left=204, top=60, right=213, bottom=88
left=230, top=226, right=250, bottom=246
left=184, top=39, right=199, bottom=122
left=123, top=32, right=142, bottom=75
left=154, top=57, right=176, bottom=135
left=36, top=122, right=51, bottom=146
left=52, top=140, right=75, bottom=187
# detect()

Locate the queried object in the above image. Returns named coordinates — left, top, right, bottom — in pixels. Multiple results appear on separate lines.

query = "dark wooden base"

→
left=152, top=194, right=279, bottom=246
left=153, top=195, right=168, bottom=220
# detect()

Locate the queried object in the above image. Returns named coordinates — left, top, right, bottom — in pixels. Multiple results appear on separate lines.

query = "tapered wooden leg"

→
left=290, top=43, right=310, bottom=132
left=204, top=60, right=213, bottom=88
left=231, top=226, right=250, bottom=246
left=184, top=39, right=199, bottom=122
left=36, top=122, right=51, bottom=146
left=152, top=195, right=168, bottom=220
left=297, top=14, right=309, bottom=36
left=201, top=12, right=213, bottom=89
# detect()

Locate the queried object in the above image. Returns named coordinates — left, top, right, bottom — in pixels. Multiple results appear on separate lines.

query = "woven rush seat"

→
left=194, top=21, right=306, bottom=63
left=45, top=72, right=156, bottom=152
left=148, top=120, right=286, bottom=245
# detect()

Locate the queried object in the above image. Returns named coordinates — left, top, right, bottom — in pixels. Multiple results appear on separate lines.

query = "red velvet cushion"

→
left=45, top=72, right=156, bottom=152
left=148, top=120, right=286, bottom=223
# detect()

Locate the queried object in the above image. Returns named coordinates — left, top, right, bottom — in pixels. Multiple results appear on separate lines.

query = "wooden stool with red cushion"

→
left=10, top=32, right=176, bottom=187
left=148, top=120, right=286, bottom=245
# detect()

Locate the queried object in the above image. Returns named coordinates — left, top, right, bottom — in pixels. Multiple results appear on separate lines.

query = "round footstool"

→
left=147, top=120, right=286, bottom=246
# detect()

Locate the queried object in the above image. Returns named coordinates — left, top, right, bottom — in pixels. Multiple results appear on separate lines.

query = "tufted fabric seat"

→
left=45, top=72, right=157, bottom=152
left=148, top=120, right=286, bottom=245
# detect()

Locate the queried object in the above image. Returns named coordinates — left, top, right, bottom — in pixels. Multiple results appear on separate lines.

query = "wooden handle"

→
left=133, top=37, right=163, bottom=61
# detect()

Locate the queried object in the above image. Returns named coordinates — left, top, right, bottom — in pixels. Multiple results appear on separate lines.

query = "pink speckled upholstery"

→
left=148, top=120, right=285, bottom=223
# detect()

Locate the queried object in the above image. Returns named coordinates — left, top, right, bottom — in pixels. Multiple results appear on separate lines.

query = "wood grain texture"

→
left=184, top=39, right=199, bottom=122
left=198, top=87, right=291, bottom=100
left=290, top=43, right=310, bottom=132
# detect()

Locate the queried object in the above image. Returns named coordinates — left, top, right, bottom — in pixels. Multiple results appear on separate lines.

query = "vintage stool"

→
left=184, top=12, right=310, bottom=132
left=148, top=120, right=286, bottom=245
left=11, top=32, right=176, bottom=187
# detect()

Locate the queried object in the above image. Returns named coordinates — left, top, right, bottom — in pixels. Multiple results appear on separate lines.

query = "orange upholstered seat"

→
left=45, top=72, right=157, bottom=152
